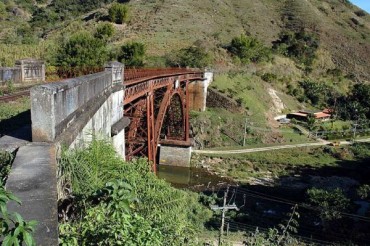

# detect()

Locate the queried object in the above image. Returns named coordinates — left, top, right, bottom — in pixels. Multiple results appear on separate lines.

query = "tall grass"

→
left=0, top=151, right=13, bottom=184
left=0, top=42, right=57, bottom=66
left=58, top=139, right=212, bottom=244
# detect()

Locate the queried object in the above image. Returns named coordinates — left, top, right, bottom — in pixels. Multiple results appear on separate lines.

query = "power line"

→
left=214, top=187, right=370, bottom=222
left=225, top=220, right=370, bottom=245
left=224, top=221, right=335, bottom=245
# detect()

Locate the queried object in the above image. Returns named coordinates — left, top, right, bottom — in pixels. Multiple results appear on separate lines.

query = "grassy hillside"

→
left=0, top=0, right=369, bottom=81
left=2, top=0, right=369, bottom=147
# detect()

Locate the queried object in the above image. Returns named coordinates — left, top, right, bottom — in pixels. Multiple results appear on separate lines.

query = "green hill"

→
left=1, top=0, right=370, bottom=146
left=0, top=0, right=370, bottom=82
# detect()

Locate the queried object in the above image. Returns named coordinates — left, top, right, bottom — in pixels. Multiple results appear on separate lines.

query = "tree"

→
left=166, top=46, right=210, bottom=68
left=228, top=34, right=272, bottom=64
left=306, top=116, right=317, bottom=132
left=56, top=31, right=109, bottom=67
left=108, top=3, right=130, bottom=24
left=337, top=83, right=370, bottom=121
left=357, top=184, right=370, bottom=199
left=118, top=42, right=145, bottom=67
left=307, top=188, right=349, bottom=221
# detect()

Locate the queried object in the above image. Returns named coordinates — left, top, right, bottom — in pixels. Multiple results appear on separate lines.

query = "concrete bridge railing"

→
left=0, top=59, right=45, bottom=85
left=31, top=61, right=126, bottom=156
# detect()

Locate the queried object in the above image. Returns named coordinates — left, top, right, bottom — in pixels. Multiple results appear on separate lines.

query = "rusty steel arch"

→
left=123, top=69, right=203, bottom=171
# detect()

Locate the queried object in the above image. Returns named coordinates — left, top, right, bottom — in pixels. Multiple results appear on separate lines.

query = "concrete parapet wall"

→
left=0, top=67, right=22, bottom=85
left=15, top=59, right=45, bottom=83
left=31, top=61, right=126, bottom=158
left=31, top=71, right=112, bottom=142
left=0, top=59, right=45, bottom=85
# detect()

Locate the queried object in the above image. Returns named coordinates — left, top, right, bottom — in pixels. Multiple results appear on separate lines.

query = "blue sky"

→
left=349, top=0, right=370, bottom=13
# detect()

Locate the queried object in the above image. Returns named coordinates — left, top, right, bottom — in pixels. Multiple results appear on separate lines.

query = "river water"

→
left=157, top=165, right=236, bottom=191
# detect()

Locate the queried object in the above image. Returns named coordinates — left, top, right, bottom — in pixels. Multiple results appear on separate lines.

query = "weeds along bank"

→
left=58, top=139, right=212, bottom=245
left=192, top=144, right=370, bottom=184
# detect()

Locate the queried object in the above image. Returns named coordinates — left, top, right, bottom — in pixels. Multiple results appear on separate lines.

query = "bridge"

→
left=31, top=62, right=213, bottom=170
left=2, top=62, right=213, bottom=244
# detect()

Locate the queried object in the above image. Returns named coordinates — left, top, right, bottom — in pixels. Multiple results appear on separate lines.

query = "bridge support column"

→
left=146, top=92, right=156, bottom=171
left=159, top=144, right=192, bottom=167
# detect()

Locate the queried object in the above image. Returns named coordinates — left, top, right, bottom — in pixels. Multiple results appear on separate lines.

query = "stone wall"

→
left=0, top=59, right=45, bottom=85
left=206, top=88, right=244, bottom=113
left=0, top=67, right=21, bottom=85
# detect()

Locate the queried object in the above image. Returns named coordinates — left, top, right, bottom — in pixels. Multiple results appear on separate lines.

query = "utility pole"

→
left=210, top=187, right=239, bottom=246
left=219, top=187, right=228, bottom=245
left=243, top=116, right=248, bottom=147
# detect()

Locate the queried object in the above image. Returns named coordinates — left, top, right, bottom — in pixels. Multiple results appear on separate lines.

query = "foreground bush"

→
left=58, top=139, right=211, bottom=245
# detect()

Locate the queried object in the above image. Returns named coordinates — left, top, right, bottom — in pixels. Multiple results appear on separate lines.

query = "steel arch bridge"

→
left=123, top=68, right=204, bottom=171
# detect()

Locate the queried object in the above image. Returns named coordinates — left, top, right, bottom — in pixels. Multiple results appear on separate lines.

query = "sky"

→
left=349, top=0, right=370, bottom=13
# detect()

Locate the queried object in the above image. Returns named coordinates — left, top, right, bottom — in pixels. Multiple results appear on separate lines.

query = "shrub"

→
left=227, top=34, right=272, bottom=64
left=307, top=188, right=349, bottom=221
left=94, top=23, right=115, bottom=41
left=56, top=31, right=109, bottom=67
left=354, top=10, right=367, bottom=17
left=273, top=30, right=319, bottom=66
left=108, top=3, right=130, bottom=24
left=261, top=73, right=277, bottom=83
left=118, top=42, right=145, bottom=67
left=166, top=46, right=211, bottom=68
left=30, top=7, right=59, bottom=34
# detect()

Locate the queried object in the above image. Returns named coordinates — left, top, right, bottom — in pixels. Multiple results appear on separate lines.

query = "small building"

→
left=287, top=112, right=309, bottom=121
left=314, top=112, right=331, bottom=121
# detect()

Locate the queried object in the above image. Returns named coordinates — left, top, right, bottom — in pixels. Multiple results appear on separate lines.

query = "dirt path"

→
left=193, top=138, right=370, bottom=155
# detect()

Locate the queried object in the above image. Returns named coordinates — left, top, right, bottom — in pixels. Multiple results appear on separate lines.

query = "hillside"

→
left=127, top=0, right=370, bottom=80
left=0, top=0, right=370, bottom=82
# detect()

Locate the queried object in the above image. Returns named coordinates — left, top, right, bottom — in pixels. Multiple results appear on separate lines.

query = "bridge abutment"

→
left=188, top=71, right=213, bottom=111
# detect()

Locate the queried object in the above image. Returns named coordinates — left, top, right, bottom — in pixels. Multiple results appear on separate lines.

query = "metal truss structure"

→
left=123, top=69, right=204, bottom=171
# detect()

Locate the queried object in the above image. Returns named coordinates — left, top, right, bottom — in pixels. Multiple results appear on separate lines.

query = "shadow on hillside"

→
left=0, top=110, right=31, bottom=141
left=205, top=155, right=370, bottom=245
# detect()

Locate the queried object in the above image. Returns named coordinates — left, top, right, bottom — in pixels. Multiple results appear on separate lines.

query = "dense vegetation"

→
left=58, top=139, right=211, bottom=245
